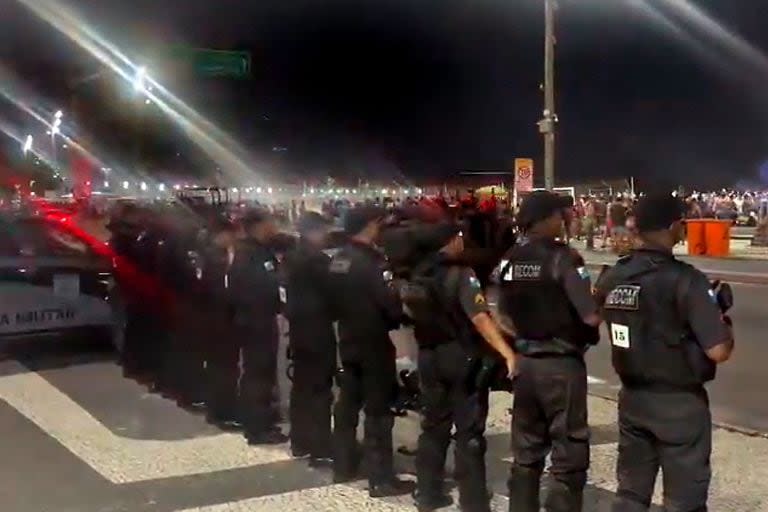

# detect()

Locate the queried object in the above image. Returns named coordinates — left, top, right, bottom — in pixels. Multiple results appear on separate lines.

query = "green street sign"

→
left=165, top=46, right=251, bottom=78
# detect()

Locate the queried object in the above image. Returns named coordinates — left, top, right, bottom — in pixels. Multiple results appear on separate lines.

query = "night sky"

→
left=2, top=0, right=768, bottom=188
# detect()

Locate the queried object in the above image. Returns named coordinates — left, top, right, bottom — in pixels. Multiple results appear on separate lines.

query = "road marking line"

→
left=0, top=361, right=292, bottom=483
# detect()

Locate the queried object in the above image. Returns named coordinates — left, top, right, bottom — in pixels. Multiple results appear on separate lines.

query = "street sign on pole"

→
left=514, top=158, right=534, bottom=193
left=166, top=46, right=251, bottom=78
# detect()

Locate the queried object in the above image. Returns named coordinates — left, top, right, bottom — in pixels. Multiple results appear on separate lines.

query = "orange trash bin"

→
left=685, top=219, right=707, bottom=256
left=704, top=220, right=731, bottom=257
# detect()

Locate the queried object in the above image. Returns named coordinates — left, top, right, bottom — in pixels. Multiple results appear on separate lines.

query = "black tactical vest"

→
left=401, top=258, right=474, bottom=350
left=598, top=250, right=716, bottom=391
left=498, top=239, right=585, bottom=351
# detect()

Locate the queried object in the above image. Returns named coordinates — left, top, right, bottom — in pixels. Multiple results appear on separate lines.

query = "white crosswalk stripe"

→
left=0, top=360, right=292, bottom=483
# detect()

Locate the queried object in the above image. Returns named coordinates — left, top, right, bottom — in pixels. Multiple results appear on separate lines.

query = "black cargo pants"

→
left=333, top=349, right=397, bottom=484
left=205, top=305, right=240, bottom=422
left=416, top=342, right=491, bottom=512
left=508, top=355, right=589, bottom=512
left=612, top=387, right=711, bottom=512
left=289, top=345, right=336, bottom=458
left=239, top=319, right=280, bottom=436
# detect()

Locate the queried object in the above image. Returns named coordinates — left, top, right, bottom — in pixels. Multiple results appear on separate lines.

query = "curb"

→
left=585, top=263, right=768, bottom=286
left=395, top=390, right=768, bottom=441
left=586, top=391, right=768, bottom=440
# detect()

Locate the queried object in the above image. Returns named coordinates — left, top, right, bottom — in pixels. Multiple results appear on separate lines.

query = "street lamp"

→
left=539, top=0, right=558, bottom=191
left=22, top=135, right=33, bottom=155
left=52, top=111, right=63, bottom=135
left=133, top=67, right=147, bottom=93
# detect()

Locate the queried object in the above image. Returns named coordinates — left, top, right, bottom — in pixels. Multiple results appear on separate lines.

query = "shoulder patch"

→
left=577, top=266, right=590, bottom=280
left=604, top=284, right=641, bottom=310
left=330, top=258, right=351, bottom=274
left=474, top=293, right=486, bottom=305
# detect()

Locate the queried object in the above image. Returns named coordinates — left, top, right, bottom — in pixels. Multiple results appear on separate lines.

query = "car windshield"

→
left=0, top=218, right=90, bottom=257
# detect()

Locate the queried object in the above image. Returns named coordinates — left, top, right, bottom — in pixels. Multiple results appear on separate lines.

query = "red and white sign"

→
left=514, top=158, right=534, bottom=192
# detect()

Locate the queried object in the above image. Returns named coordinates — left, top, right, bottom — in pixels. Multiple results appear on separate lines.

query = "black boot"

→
left=507, top=463, right=543, bottom=512
left=413, top=490, right=454, bottom=511
left=369, top=477, right=416, bottom=498
left=543, top=477, right=583, bottom=512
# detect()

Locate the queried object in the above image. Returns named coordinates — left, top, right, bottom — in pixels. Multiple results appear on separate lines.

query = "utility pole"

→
left=539, top=0, right=557, bottom=191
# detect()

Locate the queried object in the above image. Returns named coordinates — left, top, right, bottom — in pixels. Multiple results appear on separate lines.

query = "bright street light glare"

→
left=22, top=135, right=33, bottom=154
left=54, top=110, right=63, bottom=119
left=51, top=125, right=60, bottom=135
left=134, top=66, right=147, bottom=93
left=122, top=181, right=129, bottom=189
left=140, top=181, right=147, bottom=191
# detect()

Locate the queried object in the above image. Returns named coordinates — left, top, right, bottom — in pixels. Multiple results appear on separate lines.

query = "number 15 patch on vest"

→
left=611, top=323, right=630, bottom=348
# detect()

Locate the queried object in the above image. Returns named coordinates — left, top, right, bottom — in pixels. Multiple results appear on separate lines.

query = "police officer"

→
left=202, top=217, right=242, bottom=431
left=107, top=203, right=146, bottom=380
left=595, top=194, right=734, bottom=512
left=498, top=190, right=602, bottom=512
left=285, top=212, right=336, bottom=465
left=136, top=207, right=176, bottom=394
left=167, top=213, right=210, bottom=411
left=229, top=210, right=287, bottom=444
left=329, top=205, right=414, bottom=497
left=403, top=223, right=517, bottom=512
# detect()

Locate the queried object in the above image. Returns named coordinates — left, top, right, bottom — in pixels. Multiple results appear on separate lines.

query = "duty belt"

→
left=514, top=337, right=584, bottom=357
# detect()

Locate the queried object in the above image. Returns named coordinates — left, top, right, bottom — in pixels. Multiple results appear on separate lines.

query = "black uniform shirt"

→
left=684, top=267, right=731, bottom=351
left=330, top=240, right=402, bottom=352
left=229, top=239, right=281, bottom=322
left=455, top=267, right=490, bottom=319
left=557, top=249, right=600, bottom=320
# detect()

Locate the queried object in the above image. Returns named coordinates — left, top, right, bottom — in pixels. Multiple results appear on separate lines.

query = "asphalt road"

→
left=585, top=280, right=768, bottom=433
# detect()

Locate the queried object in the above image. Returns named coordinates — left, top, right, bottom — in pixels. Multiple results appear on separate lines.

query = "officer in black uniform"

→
left=594, top=194, right=734, bottom=512
left=136, top=208, right=175, bottom=393
left=285, top=212, right=336, bottom=465
left=202, top=217, right=242, bottom=431
left=403, top=223, right=517, bottom=512
left=498, top=190, right=602, bottom=512
left=229, top=209, right=287, bottom=444
left=329, top=205, right=414, bottom=497
left=107, top=203, right=146, bottom=380
left=168, top=214, right=209, bottom=411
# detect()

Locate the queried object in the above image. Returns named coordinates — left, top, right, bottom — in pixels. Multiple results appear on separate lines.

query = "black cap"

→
left=516, top=191, right=571, bottom=229
left=634, top=194, right=687, bottom=233
left=343, top=205, right=386, bottom=235
left=297, top=211, right=330, bottom=235
left=241, top=208, right=272, bottom=229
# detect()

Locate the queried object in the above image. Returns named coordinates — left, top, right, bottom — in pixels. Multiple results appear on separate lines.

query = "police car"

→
left=0, top=214, right=119, bottom=347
